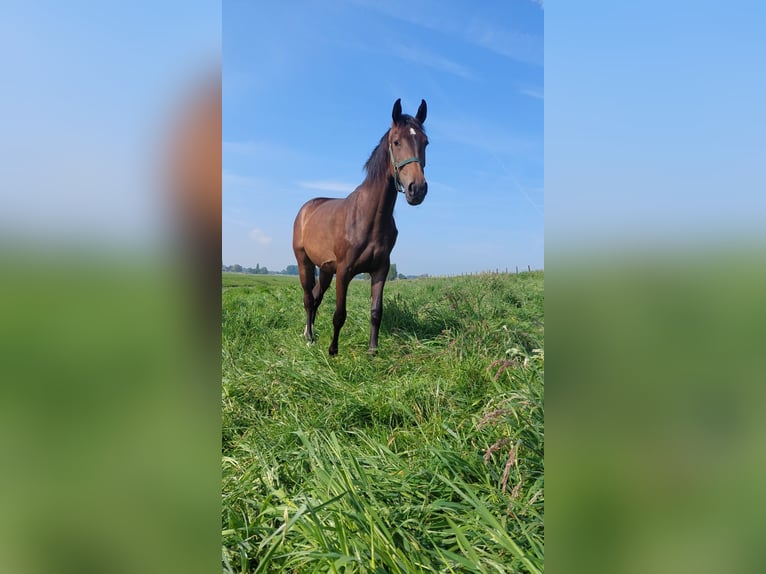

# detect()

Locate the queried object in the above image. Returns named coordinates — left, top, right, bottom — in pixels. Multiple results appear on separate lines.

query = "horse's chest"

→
left=357, top=228, right=396, bottom=266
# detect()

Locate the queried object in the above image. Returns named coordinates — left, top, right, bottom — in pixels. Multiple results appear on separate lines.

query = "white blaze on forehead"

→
left=409, top=127, right=417, bottom=135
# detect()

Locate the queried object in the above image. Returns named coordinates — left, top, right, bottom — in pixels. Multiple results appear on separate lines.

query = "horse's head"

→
left=389, top=98, right=428, bottom=205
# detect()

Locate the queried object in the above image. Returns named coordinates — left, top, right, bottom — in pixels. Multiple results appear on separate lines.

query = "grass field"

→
left=222, top=271, right=544, bottom=573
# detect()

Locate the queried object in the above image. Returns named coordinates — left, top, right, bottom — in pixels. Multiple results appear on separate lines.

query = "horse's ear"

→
left=392, top=98, right=402, bottom=123
left=416, top=99, right=427, bottom=124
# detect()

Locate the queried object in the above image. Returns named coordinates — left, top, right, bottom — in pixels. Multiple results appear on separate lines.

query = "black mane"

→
left=363, top=115, right=425, bottom=185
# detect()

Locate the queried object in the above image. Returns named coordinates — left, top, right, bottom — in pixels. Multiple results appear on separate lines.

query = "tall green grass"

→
left=222, top=272, right=544, bottom=573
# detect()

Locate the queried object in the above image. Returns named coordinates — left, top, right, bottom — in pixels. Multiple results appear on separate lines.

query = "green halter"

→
left=389, top=145, right=423, bottom=193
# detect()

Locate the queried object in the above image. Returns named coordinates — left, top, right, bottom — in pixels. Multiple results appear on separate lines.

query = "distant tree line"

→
left=223, top=262, right=415, bottom=280
left=222, top=263, right=300, bottom=275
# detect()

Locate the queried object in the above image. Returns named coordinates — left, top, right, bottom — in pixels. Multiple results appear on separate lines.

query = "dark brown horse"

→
left=292, top=98, right=429, bottom=355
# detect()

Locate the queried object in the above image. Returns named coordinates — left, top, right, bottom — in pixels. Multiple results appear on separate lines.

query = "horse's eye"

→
left=393, top=140, right=400, bottom=147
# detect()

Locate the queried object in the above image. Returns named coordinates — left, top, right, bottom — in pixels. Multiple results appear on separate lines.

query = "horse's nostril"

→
left=409, top=181, right=427, bottom=195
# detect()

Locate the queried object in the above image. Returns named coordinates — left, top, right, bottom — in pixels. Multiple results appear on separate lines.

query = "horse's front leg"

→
left=298, top=262, right=316, bottom=342
left=312, top=269, right=333, bottom=317
left=369, top=266, right=389, bottom=353
left=329, top=270, right=351, bottom=356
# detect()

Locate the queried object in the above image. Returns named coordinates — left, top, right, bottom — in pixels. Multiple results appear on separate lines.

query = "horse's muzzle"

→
left=406, top=181, right=428, bottom=205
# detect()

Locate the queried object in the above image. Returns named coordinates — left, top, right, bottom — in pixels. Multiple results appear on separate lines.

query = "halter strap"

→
left=389, top=145, right=423, bottom=193
left=393, top=155, right=422, bottom=170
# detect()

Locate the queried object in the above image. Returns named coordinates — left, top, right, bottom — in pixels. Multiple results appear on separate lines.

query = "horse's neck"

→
left=353, top=177, right=397, bottom=223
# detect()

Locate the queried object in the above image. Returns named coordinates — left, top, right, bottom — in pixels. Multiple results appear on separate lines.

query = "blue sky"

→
left=223, top=0, right=544, bottom=276
left=4, top=1, right=764, bottom=268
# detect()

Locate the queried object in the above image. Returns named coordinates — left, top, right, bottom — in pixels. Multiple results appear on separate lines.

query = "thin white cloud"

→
left=520, top=87, right=544, bottom=100
left=249, top=228, right=272, bottom=245
left=391, top=44, right=476, bottom=80
left=350, top=0, right=542, bottom=66
left=464, top=21, right=542, bottom=67
left=298, top=180, right=357, bottom=194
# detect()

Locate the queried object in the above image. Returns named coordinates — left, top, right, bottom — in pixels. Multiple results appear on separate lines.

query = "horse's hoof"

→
left=328, top=346, right=338, bottom=356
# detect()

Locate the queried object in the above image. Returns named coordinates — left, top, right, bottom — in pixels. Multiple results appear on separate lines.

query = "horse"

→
left=292, top=98, right=429, bottom=355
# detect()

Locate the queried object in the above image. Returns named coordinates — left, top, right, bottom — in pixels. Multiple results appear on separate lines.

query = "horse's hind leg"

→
left=298, top=260, right=317, bottom=342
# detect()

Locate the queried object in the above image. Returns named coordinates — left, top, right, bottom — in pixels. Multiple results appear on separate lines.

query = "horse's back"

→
left=296, top=197, right=336, bottom=220
left=294, top=197, right=338, bottom=239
